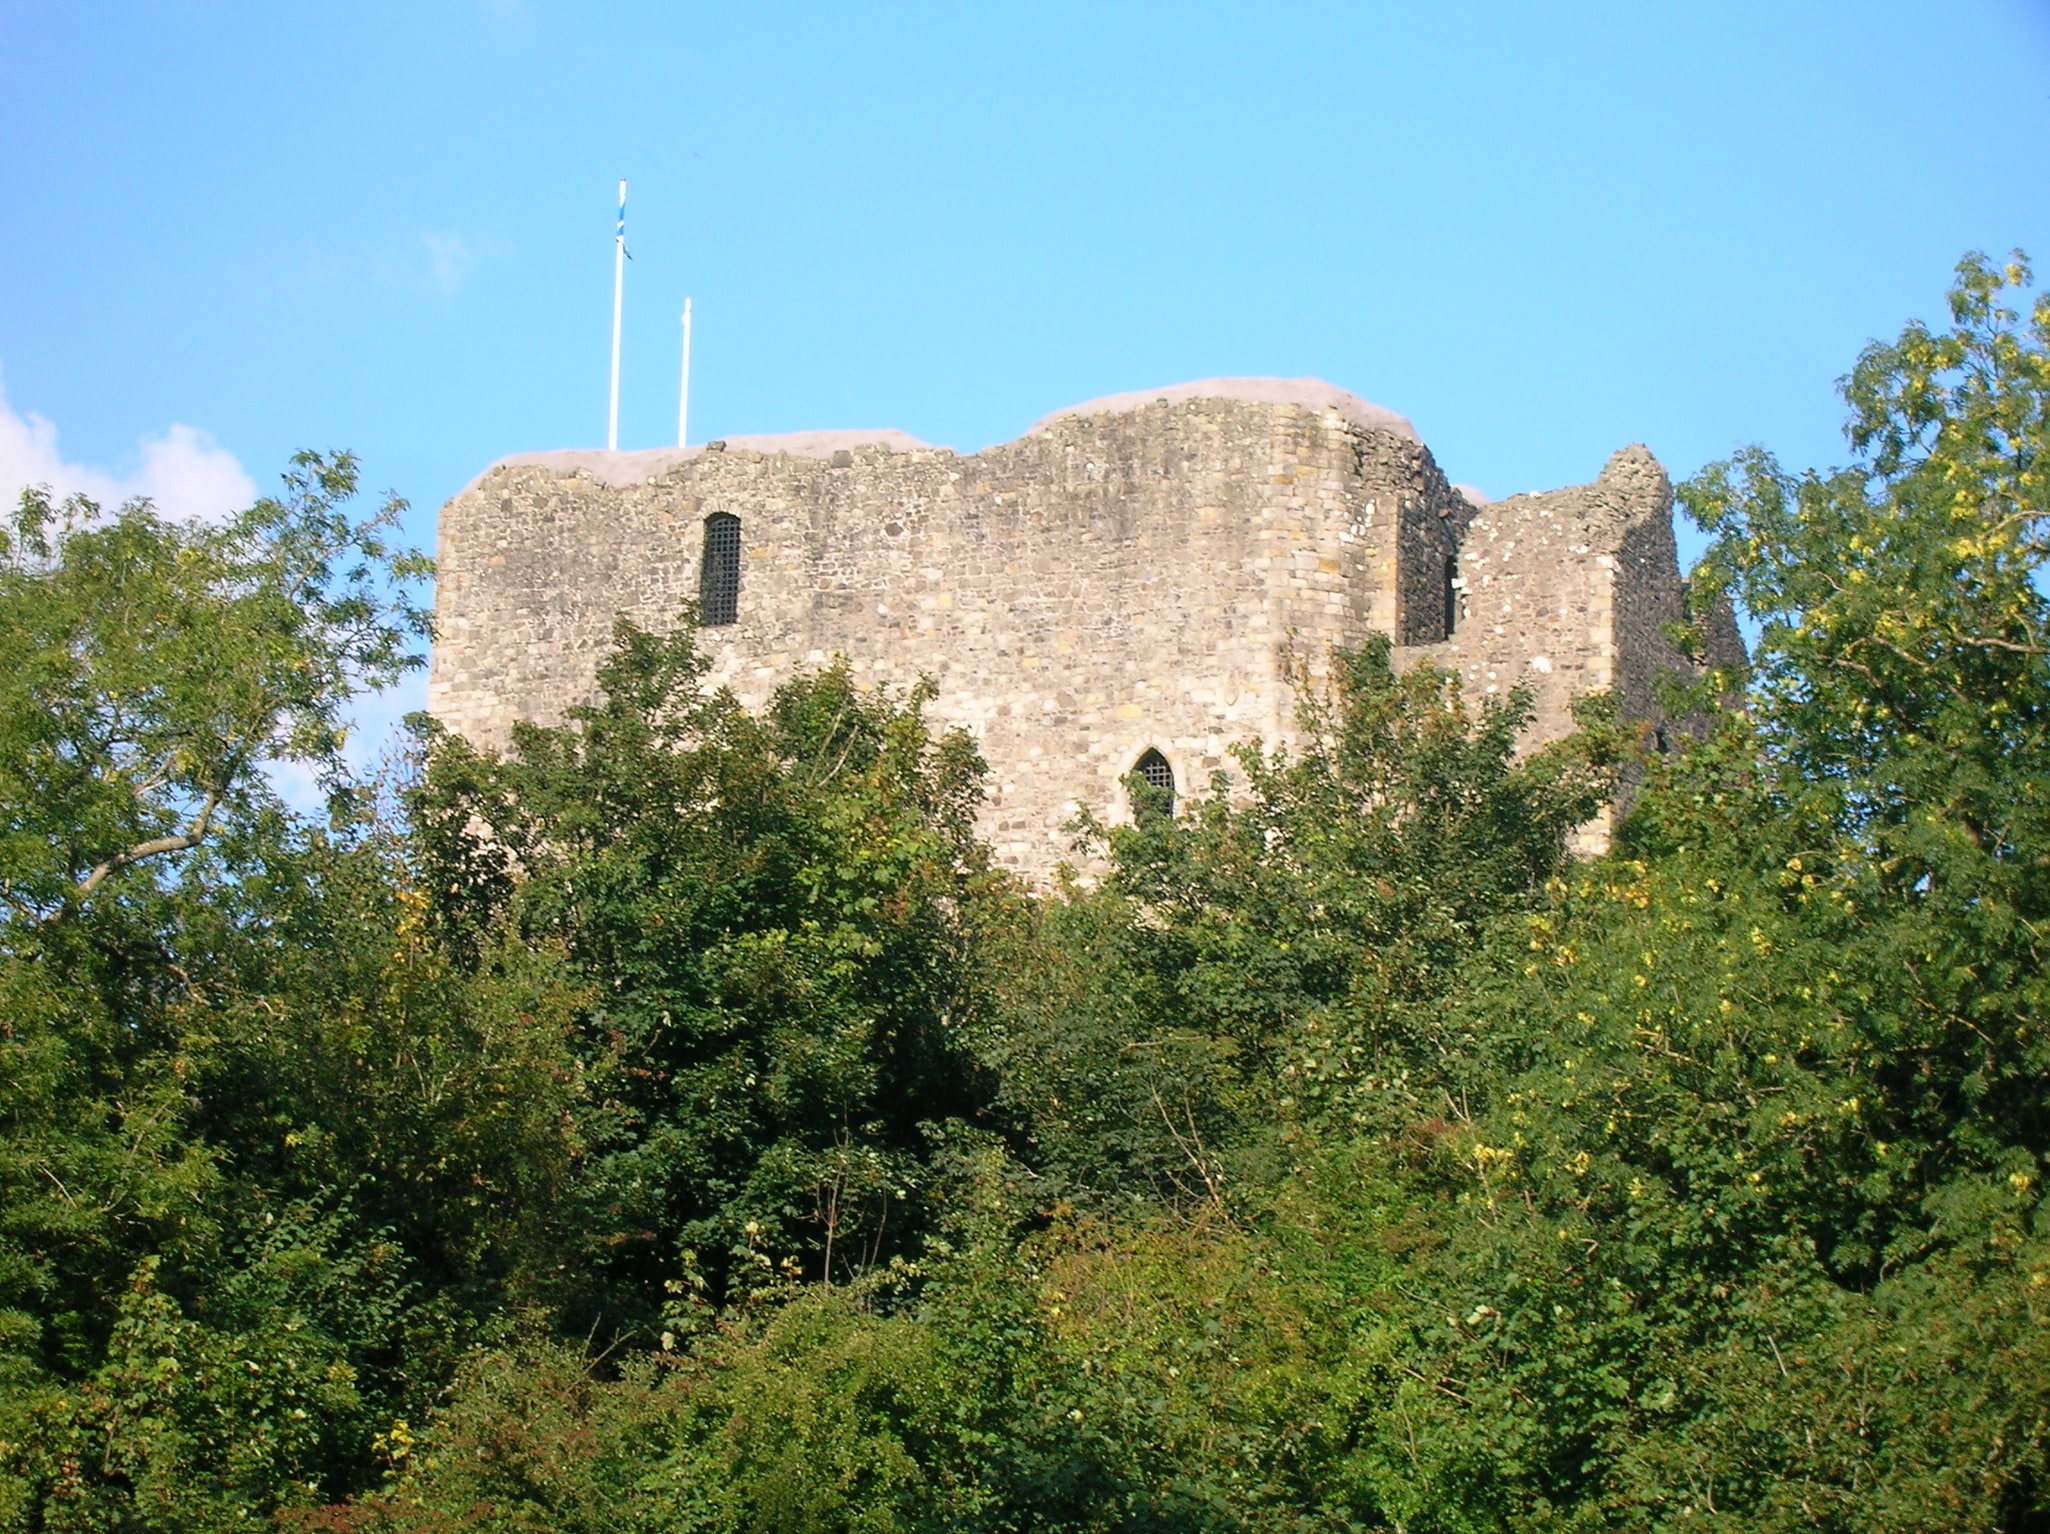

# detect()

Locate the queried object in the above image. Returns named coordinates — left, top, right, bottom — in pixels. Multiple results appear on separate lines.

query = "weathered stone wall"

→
left=1410, top=444, right=1735, bottom=851
left=1397, top=457, right=1472, bottom=646
left=429, top=382, right=1727, bottom=876
left=1416, top=447, right=1669, bottom=733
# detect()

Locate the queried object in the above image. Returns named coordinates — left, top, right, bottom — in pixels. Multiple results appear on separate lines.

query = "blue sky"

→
left=3, top=1, right=2048, bottom=563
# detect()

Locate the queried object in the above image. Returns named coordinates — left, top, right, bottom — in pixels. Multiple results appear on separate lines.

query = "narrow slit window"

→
left=1443, top=553, right=1459, bottom=638
left=699, top=513, right=741, bottom=626
left=1132, top=748, right=1176, bottom=820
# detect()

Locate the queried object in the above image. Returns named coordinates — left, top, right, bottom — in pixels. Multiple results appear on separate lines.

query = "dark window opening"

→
left=700, top=513, right=741, bottom=626
left=1443, top=553, right=1459, bottom=638
left=1132, top=748, right=1176, bottom=821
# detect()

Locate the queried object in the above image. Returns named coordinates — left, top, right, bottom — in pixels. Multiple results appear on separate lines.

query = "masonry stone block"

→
left=429, top=380, right=1738, bottom=876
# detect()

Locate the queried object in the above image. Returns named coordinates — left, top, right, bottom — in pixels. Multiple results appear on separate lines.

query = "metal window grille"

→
left=1133, top=748, right=1175, bottom=818
left=699, top=513, right=741, bottom=626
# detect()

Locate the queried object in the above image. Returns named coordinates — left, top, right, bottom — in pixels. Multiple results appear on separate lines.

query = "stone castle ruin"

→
left=429, top=378, right=1739, bottom=874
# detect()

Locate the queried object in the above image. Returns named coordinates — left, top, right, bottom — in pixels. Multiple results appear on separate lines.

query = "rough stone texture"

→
left=1028, top=376, right=1422, bottom=443
left=429, top=382, right=1733, bottom=876
left=1408, top=444, right=1739, bottom=853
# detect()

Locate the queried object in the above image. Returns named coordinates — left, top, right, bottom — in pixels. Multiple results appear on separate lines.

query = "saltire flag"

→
left=617, top=186, right=632, bottom=259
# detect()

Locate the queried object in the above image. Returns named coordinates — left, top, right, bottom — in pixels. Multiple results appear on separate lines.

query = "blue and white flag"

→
left=617, top=187, right=632, bottom=259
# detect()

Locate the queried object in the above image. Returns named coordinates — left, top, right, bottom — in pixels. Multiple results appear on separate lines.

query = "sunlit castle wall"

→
left=429, top=379, right=1729, bottom=876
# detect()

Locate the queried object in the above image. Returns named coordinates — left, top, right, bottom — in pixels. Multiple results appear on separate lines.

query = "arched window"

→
left=1132, top=748, right=1175, bottom=821
left=699, top=512, right=741, bottom=626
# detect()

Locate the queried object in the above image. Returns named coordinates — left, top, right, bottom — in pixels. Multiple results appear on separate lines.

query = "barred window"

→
left=699, top=513, right=741, bottom=626
left=1132, top=748, right=1175, bottom=820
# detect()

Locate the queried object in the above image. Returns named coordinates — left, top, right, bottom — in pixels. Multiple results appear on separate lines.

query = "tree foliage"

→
left=972, top=638, right=1618, bottom=1212
left=0, top=454, right=428, bottom=920
left=5, top=254, right=2049, bottom=1531
left=408, top=625, right=999, bottom=1327
left=0, top=464, right=583, bottom=1526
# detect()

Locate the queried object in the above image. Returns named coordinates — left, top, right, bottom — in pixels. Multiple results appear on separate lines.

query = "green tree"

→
left=979, top=637, right=1618, bottom=1209
left=1303, top=251, right=2050, bottom=1530
left=0, top=453, right=427, bottom=1386
left=411, top=623, right=1000, bottom=1330
left=1678, top=250, right=2050, bottom=1264
left=0, top=455, right=428, bottom=922
left=0, top=463, right=591, bottom=1529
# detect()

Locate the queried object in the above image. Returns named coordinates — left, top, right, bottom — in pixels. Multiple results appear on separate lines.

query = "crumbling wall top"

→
left=459, top=377, right=1420, bottom=497
left=1026, top=377, right=1420, bottom=442
left=468, top=429, right=943, bottom=493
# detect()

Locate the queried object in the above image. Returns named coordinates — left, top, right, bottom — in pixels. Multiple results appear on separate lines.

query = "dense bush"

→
left=2, top=254, right=2045, bottom=1531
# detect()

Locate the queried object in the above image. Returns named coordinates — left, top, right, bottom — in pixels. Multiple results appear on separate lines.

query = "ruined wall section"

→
left=431, top=385, right=1729, bottom=877
left=429, top=463, right=693, bottom=745
left=1412, top=446, right=1669, bottom=734
left=1607, top=457, right=1704, bottom=736
left=431, top=396, right=1439, bottom=874
left=1410, top=444, right=1728, bottom=852
left=1393, top=444, right=1476, bottom=646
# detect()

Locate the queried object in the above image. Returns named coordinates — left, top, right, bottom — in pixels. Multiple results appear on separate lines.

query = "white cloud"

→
left=423, top=232, right=476, bottom=296
left=0, top=368, right=256, bottom=524
left=371, top=231, right=499, bottom=296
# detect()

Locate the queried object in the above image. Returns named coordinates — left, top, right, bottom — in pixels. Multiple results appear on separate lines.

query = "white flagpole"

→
left=607, top=178, right=626, bottom=451
left=677, top=298, right=692, bottom=448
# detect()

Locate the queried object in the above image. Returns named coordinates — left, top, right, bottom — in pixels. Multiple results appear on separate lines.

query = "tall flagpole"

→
left=678, top=298, right=692, bottom=448
left=607, top=178, right=626, bottom=451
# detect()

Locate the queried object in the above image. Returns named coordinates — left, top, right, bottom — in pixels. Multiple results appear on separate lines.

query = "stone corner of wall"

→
left=1594, top=443, right=1675, bottom=521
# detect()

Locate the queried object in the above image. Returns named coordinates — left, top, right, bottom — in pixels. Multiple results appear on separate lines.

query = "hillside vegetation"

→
left=2, top=255, right=2046, bottom=1532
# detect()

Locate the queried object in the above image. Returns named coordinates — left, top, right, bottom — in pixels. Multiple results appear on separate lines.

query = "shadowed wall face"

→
left=430, top=389, right=1722, bottom=876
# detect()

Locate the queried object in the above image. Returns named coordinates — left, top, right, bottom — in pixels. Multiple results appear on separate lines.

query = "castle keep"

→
left=429, top=378, right=1733, bottom=874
